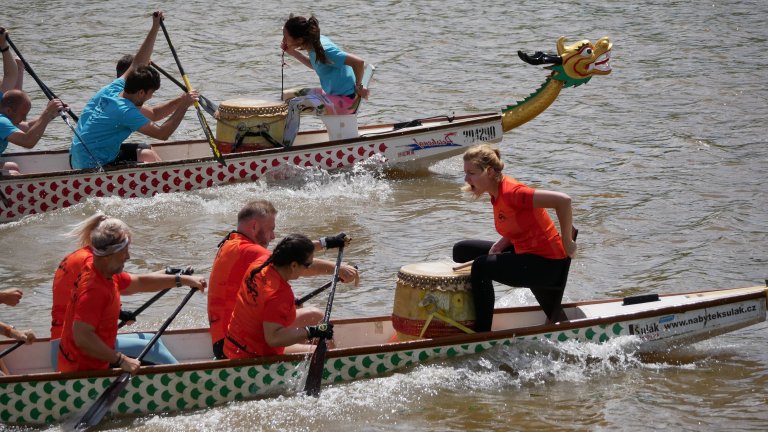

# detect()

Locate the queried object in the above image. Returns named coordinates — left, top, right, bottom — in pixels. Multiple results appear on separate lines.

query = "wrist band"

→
left=175, top=274, right=182, bottom=287
left=0, top=46, right=9, bottom=53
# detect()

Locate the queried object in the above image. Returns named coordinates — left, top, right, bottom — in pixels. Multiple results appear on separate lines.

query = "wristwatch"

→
left=175, top=274, right=182, bottom=287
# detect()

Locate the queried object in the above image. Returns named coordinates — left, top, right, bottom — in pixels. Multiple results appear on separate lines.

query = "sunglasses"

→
left=301, top=260, right=312, bottom=268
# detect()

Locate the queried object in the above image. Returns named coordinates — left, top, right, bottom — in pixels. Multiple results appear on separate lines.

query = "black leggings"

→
left=453, top=240, right=571, bottom=331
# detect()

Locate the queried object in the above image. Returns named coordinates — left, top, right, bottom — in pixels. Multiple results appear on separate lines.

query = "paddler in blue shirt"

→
left=1, top=27, right=66, bottom=175
left=69, top=11, right=199, bottom=170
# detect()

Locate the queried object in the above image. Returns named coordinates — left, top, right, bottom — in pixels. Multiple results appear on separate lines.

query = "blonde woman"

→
left=453, top=144, right=577, bottom=330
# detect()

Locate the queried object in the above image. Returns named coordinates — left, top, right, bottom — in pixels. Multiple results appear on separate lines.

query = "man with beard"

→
left=207, top=199, right=358, bottom=359
left=69, top=11, right=198, bottom=169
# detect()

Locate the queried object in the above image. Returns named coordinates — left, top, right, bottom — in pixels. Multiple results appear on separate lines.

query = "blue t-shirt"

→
left=309, top=35, right=355, bottom=96
left=0, top=113, right=21, bottom=155
left=69, top=78, right=150, bottom=169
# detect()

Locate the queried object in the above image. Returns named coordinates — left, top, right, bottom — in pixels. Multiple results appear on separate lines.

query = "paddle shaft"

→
left=296, top=280, right=332, bottom=307
left=117, top=267, right=194, bottom=328
left=295, top=265, right=356, bottom=306
left=5, top=34, right=79, bottom=121
left=157, top=20, right=225, bottom=166
left=117, top=288, right=170, bottom=328
left=0, top=340, right=24, bottom=360
left=150, top=61, right=218, bottom=116
left=304, top=245, right=344, bottom=397
left=71, top=287, right=199, bottom=431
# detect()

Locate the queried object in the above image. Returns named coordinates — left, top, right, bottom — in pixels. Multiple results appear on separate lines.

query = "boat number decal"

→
left=462, top=126, right=498, bottom=143
left=404, top=132, right=460, bottom=152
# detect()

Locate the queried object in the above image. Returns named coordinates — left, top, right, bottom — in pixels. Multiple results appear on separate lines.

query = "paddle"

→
left=157, top=20, right=226, bottom=166
left=0, top=340, right=24, bottom=360
left=296, top=280, right=333, bottom=307
left=67, top=287, right=199, bottom=432
left=4, top=33, right=79, bottom=122
left=149, top=61, right=218, bottom=117
left=117, top=266, right=194, bottom=328
left=303, top=245, right=344, bottom=397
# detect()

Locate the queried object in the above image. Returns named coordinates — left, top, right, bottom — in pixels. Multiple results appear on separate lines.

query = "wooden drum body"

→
left=215, top=99, right=288, bottom=151
left=392, top=262, right=475, bottom=340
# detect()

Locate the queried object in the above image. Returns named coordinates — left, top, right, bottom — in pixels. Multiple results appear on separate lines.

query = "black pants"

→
left=453, top=240, right=571, bottom=331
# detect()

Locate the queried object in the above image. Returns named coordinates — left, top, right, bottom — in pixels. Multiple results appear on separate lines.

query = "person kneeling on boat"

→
left=452, top=144, right=577, bottom=331
left=280, top=14, right=370, bottom=146
left=56, top=215, right=207, bottom=374
left=69, top=11, right=198, bottom=170
left=224, top=234, right=334, bottom=359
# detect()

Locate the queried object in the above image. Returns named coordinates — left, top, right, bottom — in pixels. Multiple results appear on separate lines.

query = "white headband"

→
left=92, top=237, right=130, bottom=257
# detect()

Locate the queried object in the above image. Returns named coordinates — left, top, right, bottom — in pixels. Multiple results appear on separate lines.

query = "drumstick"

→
left=452, top=261, right=473, bottom=271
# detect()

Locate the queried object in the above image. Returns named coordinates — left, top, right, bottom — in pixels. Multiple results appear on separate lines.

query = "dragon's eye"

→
left=579, top=46, right=593, bottom=57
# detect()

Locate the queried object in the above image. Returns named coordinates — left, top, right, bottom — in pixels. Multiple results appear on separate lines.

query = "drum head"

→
left=399, top=261, right=468, bottom=277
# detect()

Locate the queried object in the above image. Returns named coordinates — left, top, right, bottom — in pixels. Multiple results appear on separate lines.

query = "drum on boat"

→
left=392, top=262, right=475, bottom=341
left=215, top=99, right=288, bottom=152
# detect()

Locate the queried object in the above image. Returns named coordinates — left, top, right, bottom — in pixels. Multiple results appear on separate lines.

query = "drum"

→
left=392, top=262, right=475, bottom=341
left=215, top=99, right=288, bottom=151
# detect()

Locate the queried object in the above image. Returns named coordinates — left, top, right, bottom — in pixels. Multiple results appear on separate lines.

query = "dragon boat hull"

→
left=1, top=285, right=764, bottom=425
left=0, top=113, right=502, bottom=223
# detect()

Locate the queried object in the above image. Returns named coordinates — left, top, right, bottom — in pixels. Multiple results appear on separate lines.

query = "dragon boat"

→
left=0, top=284, right=764, bottom=426
left=0, top=36, right=612, bottom=223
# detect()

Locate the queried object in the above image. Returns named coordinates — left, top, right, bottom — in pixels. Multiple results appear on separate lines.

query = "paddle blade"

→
left=198, top=94, right=219, bottom=117
left=196, top=109, right=226, bottom=166
left=64, top=372, right=132, bottom=431
left=303, top=340, right=328, bottom=397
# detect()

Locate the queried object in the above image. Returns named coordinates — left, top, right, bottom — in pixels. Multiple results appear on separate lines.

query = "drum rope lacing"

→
left=396, top=271, right=470, bottom=293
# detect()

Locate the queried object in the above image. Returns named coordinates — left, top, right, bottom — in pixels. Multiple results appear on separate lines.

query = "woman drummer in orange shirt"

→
left=453, top=144, right=577, bottom=331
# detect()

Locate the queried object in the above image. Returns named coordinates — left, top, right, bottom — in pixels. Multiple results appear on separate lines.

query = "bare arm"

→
left=122, top=271, right=206, bottom=295
left=0, top=288, right=22, bottom=306
left=140, top=94, right=186, bottom=121
left=532, top=189, right=576, bottom=258
left=72, top=321, right=139, bottom=373
left=263, top=321, right=308, bottom=348
left=344, top=53, right=369, bottom=99
left=282, top=43, right=313, bottom=69
left=136, top=90, right=197, bottom=140
left=121, top=11, right=163, bottom=79
left=6, top=99, right=64, bottom=149
left=302, top=259, right=359, bottom=285
left=0, top=29, right=18, bottom=93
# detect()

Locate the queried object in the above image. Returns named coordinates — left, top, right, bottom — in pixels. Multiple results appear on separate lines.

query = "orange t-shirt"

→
left=492, top=176, right=567, bottom=259
left=51, top=246, right=93, bottom=339
left=57, top=262, right=132, bottom=372
left=224, top=263, right=296, bottom=359
left=208, top=232, right=270, bottom=344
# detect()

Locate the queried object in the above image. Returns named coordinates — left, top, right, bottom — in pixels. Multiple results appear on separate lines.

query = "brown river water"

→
left=1, top=0, right=767, bottom=430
